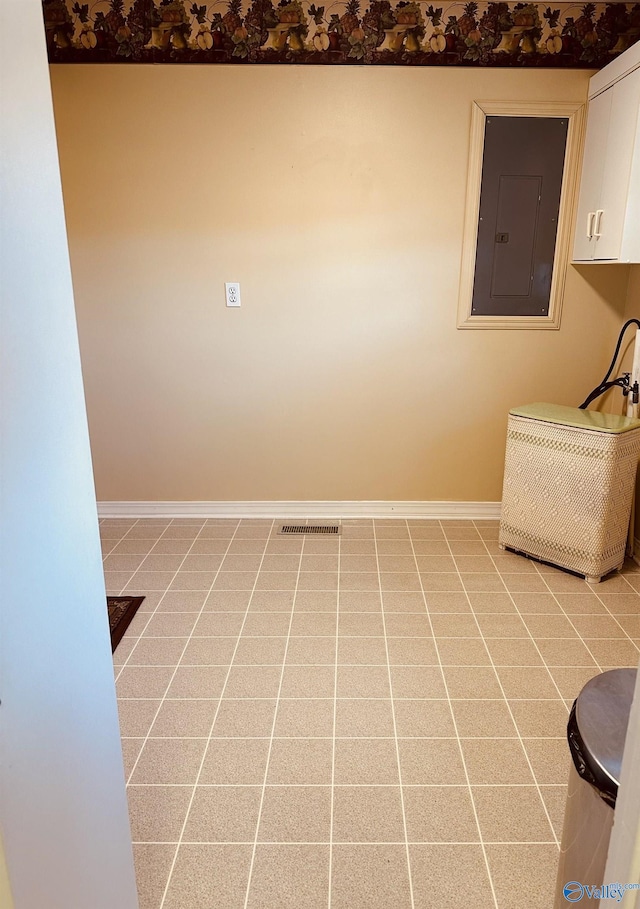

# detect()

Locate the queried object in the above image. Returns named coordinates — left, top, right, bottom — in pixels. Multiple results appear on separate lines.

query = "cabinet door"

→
left=596, top=67, right=640, bottom=260
left=573, top=87, right=612, bottom=261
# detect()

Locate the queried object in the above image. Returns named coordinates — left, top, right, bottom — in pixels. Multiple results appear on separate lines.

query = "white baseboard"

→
left=97, top=500, right=502, bottom=520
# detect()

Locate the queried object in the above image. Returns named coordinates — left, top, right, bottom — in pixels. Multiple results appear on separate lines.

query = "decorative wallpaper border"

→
left=44, top=1, right=640, bottom=66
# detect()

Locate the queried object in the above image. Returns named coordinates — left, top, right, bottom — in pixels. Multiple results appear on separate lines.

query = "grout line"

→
left=410, top=521, right=500, bottom=909
left=242, top=527, right=304, bottom=909
left=374, top=519, right=415, bottom=909
left=156, top=520, right=269, bottom=909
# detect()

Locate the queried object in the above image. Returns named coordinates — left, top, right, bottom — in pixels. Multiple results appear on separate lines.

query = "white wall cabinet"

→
left=573, top=43, right=640, bottom=264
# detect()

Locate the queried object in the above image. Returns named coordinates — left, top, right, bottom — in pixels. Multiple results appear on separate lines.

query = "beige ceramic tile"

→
left=133, top=844, right=176, bottom=909
left=394, top=699, right=455, bottom=737
left=200, top=739, right=270, bottom=785
left=130, top=738, right=208, bottom=785
left=241, top=613, right=291, bottom=637
left=212, top=699, right=277, bottom=738
left=485, top=843, right=559, bottom=909
left=166, top=665, right=228, bottom=698
left=338, top=613, right=385, bottom=636
left=233, top=638, right=288, bottom=665
left=213, top=572, right=258, bottom=591
left=127, top=637, right=188, bottom=666
left=436, top=639, right=491, bottom=667
left=250, top=591, right=295, bottom=611
left=472, top=785, right=555, bottom=842
left=224, top=665, right=284, bottom=699
left=335, top=698, right=394, bottom=737
left=116, top=666, right=175, bottom=699
left=331, top=845, right=412, bottom=909
left=508, top=700, right=569, bottom=738
left=461, top=739, right=534, bottom=785
left=387, top=637, right=439, bottom=666
left=403, top=786, right=479, bottom=842
left=333, top=739, right=399, bottom=785
left=163, top=844, right=252, bottom=909
left=569, top=614, right=628, bottom=638
left=220, top=554, right=264, bottom=572
left=290, top=613, right=336, bottom=636
left=274, top=699, right=334, bottom=737
left=340, top=551, right=382, bottom=572
left=534, top=638, right=598, bottom=668
left=332, top=786, right=405, bottom=842
left=191, top=612, right=244, bottom=636
left=204, top=590, right=252, bottom=611
left=548, top=666, right=601, bottom=700
left=452, top=700, right=516, bottom=737
left=266, top=739, right=333, bottom=785
left=117, top=699, right=162, bottom=737
left=442, top=666, right=503, bottom=699
left=381, top=591, right=428, bottom=612
left=180, top=637, right=237, bottom=666
left=420, top=573, right=464, bottom=592
left=540, top=785, right=568, bottom=840
left=523, top=737, right=569, bottom=785
left=127, top=785, right=192, bottom=843
left=494, top=666, right=559, bottom=700
left=430, top=614, right=481, bottom=637
left=409, top=845, right=495, bottom=908
left=339, top=572, right=380, bottom=591
left=500, top=574, right=549, bottom=593
left=383, top=614, right=432, bottom=636
left=485, top=638, right=544, bottom=666
left=183, top=786, right=261, bottom=842
left=414, top=555, right=457, bottom=572
left=258, top=787, right=331, bottom=843
left=424, top=591, right=472, bottom=613
left=336, top=665, right=390, bottom=698
left=475, top=613, right=529, bottom=637
left=159, top=571, right=215, bottom=592
left=150, top=699, right=219, bottom=737
left=286, top=637, right=336, bottom=665
left=586, top=639, right=639, bottom=666
left=280, top=665, right=336, bottom=698
left=338, top=637, right=388, bottom=665
left=338, top=590, right=382, bottom=611
left=247, top=844, right=330, bottom=909
left=465, top=592, right=516, bottom=613
left=157, top=591, right=209, bottom=612
left=389, top=666, right=446, bottom=699
left=397, top=739, right=466, bottom=785
left=295, top=591, right=338, bottom=611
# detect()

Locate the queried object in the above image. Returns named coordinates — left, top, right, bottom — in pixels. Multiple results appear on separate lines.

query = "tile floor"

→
left=103, top=518, right=640, bottom=909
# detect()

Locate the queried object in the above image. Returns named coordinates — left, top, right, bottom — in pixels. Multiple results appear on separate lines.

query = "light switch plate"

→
left=225, top=282, right=241, bottom=307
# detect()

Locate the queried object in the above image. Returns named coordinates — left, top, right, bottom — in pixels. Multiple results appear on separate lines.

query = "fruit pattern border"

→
left=43, top=1, right=640, bottom=67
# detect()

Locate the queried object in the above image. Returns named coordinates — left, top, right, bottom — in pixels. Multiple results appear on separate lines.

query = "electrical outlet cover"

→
left=225, top=282, right=241, bottom=307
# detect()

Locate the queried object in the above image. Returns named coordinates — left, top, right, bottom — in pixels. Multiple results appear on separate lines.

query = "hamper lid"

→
left=510, top=403, right=640, bottom=433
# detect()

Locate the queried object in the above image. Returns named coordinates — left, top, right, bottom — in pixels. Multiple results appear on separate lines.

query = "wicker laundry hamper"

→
left=499, top=404, right=640, bottom=583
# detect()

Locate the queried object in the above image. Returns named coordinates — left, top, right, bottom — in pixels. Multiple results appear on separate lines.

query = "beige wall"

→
left=50, top=65, right=630, bottom=503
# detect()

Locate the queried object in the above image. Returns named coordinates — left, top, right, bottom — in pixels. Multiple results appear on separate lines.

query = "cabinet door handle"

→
left=594, top=209, right=604, bottom=238
left=587, top=211, right=595, bottom=239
